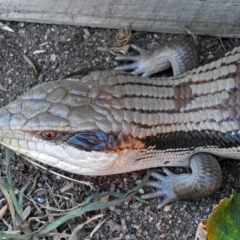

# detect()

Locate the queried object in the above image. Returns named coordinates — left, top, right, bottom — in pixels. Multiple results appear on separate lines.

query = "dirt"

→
left=0, top=21, right=240, bottom=240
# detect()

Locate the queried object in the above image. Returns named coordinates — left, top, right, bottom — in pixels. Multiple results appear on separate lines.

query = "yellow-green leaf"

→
left=206, top=192, right=240, bottom=240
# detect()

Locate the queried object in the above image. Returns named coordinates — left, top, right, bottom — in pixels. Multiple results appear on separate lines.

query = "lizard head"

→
left=0, top=70, right=144, bottom=175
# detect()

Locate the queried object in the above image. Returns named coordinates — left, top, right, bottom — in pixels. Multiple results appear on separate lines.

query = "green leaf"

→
left=206, top=192, right=240, bottom=240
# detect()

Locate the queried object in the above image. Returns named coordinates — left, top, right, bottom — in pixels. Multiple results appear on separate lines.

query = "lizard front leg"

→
left=115, top=38, right=198, bottom=76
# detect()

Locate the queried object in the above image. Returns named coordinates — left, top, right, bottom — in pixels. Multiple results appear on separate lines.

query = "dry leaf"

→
left=33, top=50, right=46, bottom=54
left=23, top=55, right=38, bottom=75
left=0, top=22, right=14, bottom=33
left=83, top=28, right=91, bottom=39
left=0, top=204, right=8, bottom=220
left=194, top=220, right=207, bottom=240
left=116, top=26, right=131, bottom=46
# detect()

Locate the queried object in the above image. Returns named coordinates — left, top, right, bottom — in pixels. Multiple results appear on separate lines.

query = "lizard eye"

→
left=41, top=131, right=57, bottom=140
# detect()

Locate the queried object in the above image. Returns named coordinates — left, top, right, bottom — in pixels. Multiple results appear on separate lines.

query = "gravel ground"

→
left=0, top=21, right=240, bottom=240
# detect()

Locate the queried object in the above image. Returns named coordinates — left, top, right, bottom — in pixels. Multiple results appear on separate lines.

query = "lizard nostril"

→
left=41, top=131, right=57, bottom=140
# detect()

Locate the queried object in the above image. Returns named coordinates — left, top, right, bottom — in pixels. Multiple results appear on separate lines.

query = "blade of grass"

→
left=35, top=170, right=153, bottom=237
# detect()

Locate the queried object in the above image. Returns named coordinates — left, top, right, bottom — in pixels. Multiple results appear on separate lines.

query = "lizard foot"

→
left=140, top=168, right=192, bottom=209
left=115, top=44, right=171, bottom=77
left=115, top=38, right=198, bottom=76
left=139, top=153, right=222, bottom=209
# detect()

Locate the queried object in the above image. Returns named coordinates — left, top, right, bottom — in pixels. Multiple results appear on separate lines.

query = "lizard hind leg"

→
left=140, top=153, right=222, bottom=209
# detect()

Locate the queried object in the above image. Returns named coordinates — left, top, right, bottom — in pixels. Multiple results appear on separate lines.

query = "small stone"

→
left=130, top=202, right=143, bottom=209
left=163, top=204, right=172, bottom=212
left=138, top=188, right=144, bottom=194
left=159, top=233, right=166, bottom=238
left=207, top=53, right=214, bottom=59
left=37, top=197, right=45, bottom=204
left=110, top=183, right=116, bottom=192
left=50, top=54, right=56, bottom=62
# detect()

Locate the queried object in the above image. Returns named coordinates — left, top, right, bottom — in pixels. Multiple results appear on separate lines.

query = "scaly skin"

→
left=0, top=43, right=239, bottom=208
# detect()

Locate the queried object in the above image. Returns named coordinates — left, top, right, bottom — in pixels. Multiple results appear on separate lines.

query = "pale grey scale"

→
left=226, top=55, right=234, bottom=65
left=62, top=94, right=92, bottom=107
left=104, top=85, right=115, bottom=96
left=89, top=84, right=106, bottom=98
left=206, top=70, right=213, bottom=81
left=178, top=77, right=188, bottom=84
left=191, top=73, right=199, bottom=83
left=131, top=125, right=141, bottom=138
left=89, top=70, right=106, bottom=81
left=228, top=64, right=237, bottom=73
left=45, top=87, right=67, bottom=103
left=137, top=77, right=150, bottom=85
left=200, top=95, right=209, bottom=108
left=31, top=85, right=48, bottom=100
left=213, top=109, right=224, bottom=122
left=221, top=91, right=230, bottom=102
left=230, top=121, right=240, bottom=131
left=204, top=82, right=215, bottom=94
left=233, top=53, right=240, bottom=62
left=133, top=98, right=143, bottom=110
left=210, top=81, right=219, bottom=93
left=21, top=88, right=34, bottom=100
left=9, top=114, right=27, bottom=131
left=218, top=66, right=229, bottom=77
left=80, top=74, right=93, bottom=83
left=97, top=90, right=114, bottom=100
left=98, top=76, right=108, bottom=85
left=25, top=117, right=41, bottom=128
left=202, top=63, right=209, bottom=72
left=2, top=130, right=13, bottom=139
left=33, top=112, right=54, bottom=129
left=38, top=81, right=56, bottom=94
left=218, top=79, right=227, bottom=90
left=162, top=99, right=169, bottom=111
left=141, top=85, right=150, bottom=97
left=198, top=72, right=206, bottom=81
left=215, top=93, right=223, bottom=105
left=124, top=84, right=136, bottom=95
left=231, top=46, right=240, bottom=54
left=195, top=65, right=203, bottom=74
left=121, top=121, right=133, bottom=136
left=106, top=113, right=123, bottom=133
left=116, top=74, right=129, bottom=84
left=95, top=117, right=113, bottom=133
left=163, top=87, right=172, bottom=98
left=140, top=98, right=150, bottom=111
left=19, top=139, right=28, bottom=150
left=21, top=100, right=51, bottom=119
left=68, top=106, right=94, bottom=129
left=213, top=68, right=221, bottom=80
left=95, top=98, right=111, bottom=108
left=47, top=114, right=64, bottom=127
left=215, top=59, right=223, bottom=69
left=60, top=80, right=89, bottom=96
left=126, top=74, right=139, bottom=84
left=133, top=111, right=143, bottom=125
left=113, top=85, right=127, bottom=97
left=221, top=56, right=228, bottom=64
left=5, top=99, right=23, bottom=114
left=226, top=78, right=236, bottom=90
left=101, top=70, right=115, bottom=78
left=122, top=110, right=134, bottom=126
left=134, top=85, right=143, bottom=97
